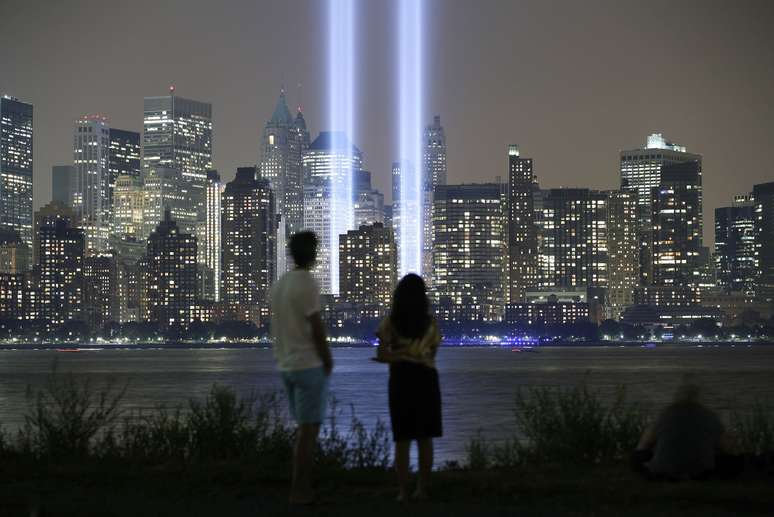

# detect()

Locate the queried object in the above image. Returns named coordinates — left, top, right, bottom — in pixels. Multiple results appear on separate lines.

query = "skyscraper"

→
left=108, top=128, right=141, bottom=206
left=339, top=222, right=397, bottom=309
left=606, top=190, right=639, bottom=319
left=0, top=96, right=33, bottom=250
left=52, top=165, right=76, bottom=207
left=141, top=167, right=198, bottom=240
left=143, top=88, right=212, bottom=218
left=422, top=115, right=447, bottom=283
left=433, top=183, right=508, bottom=322
left=753, top=182, right=774, bottom=305
left=73, top=115, right=111, bottom=253
left=714, top=194, right=756, bottom=295
left=38, top=218, right=84, bottom=325
left=143, top=209, right=197, bottom=327
left=83, top=253, right=119, bottom=330
left=33, top=201, right=77, bottom=266
left=111, top=174, right=144, bottom=239
left=221, top=167, right=276, bottom=322
left=302, top=132, right=362, bottom=294
left=507, top=145, right=539, bottom=303
left=201, top=170, right=222, bottom=302
left=535, top=189, right=608, bottom=289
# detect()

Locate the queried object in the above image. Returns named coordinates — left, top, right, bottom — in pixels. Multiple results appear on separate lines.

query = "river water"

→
left=0, top=345, right=772, bottom=463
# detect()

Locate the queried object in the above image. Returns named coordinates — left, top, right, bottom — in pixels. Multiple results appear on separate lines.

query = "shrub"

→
left=732, top=402, right=774, bottom=459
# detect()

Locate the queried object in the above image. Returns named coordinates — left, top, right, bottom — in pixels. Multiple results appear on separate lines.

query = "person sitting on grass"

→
left=374, top=274, right=443, bottom=502
left=632, top=382, right=742, bottom=480
left=270, top=231, right=333, bottom=505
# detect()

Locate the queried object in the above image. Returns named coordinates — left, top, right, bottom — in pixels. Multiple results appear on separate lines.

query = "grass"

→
left=0, top=370, right=772, bottom=516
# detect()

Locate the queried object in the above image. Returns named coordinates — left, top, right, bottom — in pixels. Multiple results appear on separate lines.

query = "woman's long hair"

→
left=389, top=274, right=431, bottom=340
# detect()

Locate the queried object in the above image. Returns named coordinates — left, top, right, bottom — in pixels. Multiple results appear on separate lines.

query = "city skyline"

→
left=2, top=1, right=773, bottom=249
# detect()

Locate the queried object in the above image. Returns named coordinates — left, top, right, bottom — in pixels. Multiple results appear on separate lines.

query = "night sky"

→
left=2, top=0, right=773, bottom=245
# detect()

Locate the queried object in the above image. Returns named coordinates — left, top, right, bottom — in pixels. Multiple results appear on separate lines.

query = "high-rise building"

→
left=507, top=145, right=539, bottom=302
left=33, top=201, right=77, bottom=267
left=73, top=115, right=111, bottom=253
left=83, top=253, right=119, bottom=330
left=535, top=189, right=608, bottom=290
left=141, top=167, right=198, bottom=239
left=143, top=209, right=197, bottom=327
left=433, top=183, right=508, bottom=322
left=38, top=218, right=84, bottom=325
left=111, top=174, right=145, bottom=239
left=108, top=128, right=141, bottom=206
left=650, top=161, right=703, bottom=290
left=221, top=167, right=276, bottom=322
left=260, top=91, right=309, bottom=240
left=753, top=182, right=774, bottom=305
left=52, top=165, right=76, bottom=207
left=353, top=170, right=384, bottom=227
left=143, top=89, right=212, bottom=218
left=302, top=132, right=362, bottom=294
left=110, top=235, right=145, bottom=323
left=339, top=222, right=397, bottom=309
left=0, top=96, right=34, bottom=250
left=200, top=170, right=222, bottom=302
left=714, top=194, right=756, bottom=295
left=606, top=190, right=639, bottom=319
left=422, top=115, right=448, bottom=283
left=0, top=228, right=30, bottom=274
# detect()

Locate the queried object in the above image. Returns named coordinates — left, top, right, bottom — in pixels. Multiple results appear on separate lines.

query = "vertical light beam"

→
left=329, top=0, right=355, bottom=295
left=398, top=0, right=423, bottom=277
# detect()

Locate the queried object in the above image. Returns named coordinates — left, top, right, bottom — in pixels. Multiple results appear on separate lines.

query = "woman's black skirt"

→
left=388, top=361, right=442, bottom=442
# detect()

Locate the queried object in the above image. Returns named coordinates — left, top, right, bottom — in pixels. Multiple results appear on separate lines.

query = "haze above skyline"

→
left=2, top=0, right=773, bottom=245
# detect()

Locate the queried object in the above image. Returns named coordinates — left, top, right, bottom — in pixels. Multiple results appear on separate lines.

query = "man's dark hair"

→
left=290, top=231, right=318, bottom=269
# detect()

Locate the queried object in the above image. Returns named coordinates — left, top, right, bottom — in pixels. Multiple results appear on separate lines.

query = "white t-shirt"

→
left=270, top=268, right=323, bottom=372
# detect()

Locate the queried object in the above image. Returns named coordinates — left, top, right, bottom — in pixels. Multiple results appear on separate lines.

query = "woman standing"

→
left=374, top=274, right=442, bottom=502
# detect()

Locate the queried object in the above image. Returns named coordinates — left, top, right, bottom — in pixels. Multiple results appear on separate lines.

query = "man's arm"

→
left=308, top=311, right=333, bottom=375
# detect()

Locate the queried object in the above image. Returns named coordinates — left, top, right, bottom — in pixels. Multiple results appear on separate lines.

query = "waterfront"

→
left=0, top=345, right=772, bottom=463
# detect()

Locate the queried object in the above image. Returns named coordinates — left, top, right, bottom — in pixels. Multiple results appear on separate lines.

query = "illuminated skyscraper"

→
left=339, top=222, right=397, bottom=309
left=421, top=116, right=447, bottom=283
left=507, top=145, right=539, bottom=303
left=0, top=96, right=33, bottom=251
left=753, top=181, right=774, bottom=304
left=73, top=115, right=111, bottom=253
left=111, top=174, right=144, bottom=239
left=201, top=170, right=222, bottom=302
left=433, top=183, right=508, bottom=322
left=353, top=170, right=384, bottom=227
left=143, top=209, right=197, bottom=327
left=302, top=132, right=361, bottom=294
left=38, top=218, right=84, bottom=325
left=83, top=253, right=119, bottom=329
left=606, top=190, right=639, bottom=319
left=535, top=189, right=608, bottom=290
left=714, top=194, right=756, bottom=295
left=33, top=201, right=77, bottom=266
left=143, top=89, right=212, bottom=218
left=141, top=167, right=197, bottom=240
left=108, top=128, right=141, bottom=207
left=221, top=167, right=276, bottom=322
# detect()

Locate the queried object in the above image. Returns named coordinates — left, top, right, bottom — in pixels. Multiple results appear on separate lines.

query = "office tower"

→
left=83, top=253, right=118, bottom=330
left=38, top=218, right=84, bottom=325
left=753, top=182, right=774, bottom=304
left=199, top=170, right=222, bottom=302
left=0, top=96, right=33, bottom=250
left=143, top=88, right=212, bottom=218
left=111, top=174, right=145, bottom=239
left=422, top=115, right=447, bottom=283
left=535, top=189, right=608, bottom=289
left=0, top=228, right=30, bottom=274
left=303, top=182, right=332, bottom=288
left=108, top=128, right=141, bottom=205
left=141, top=167, right=197, bottom=239
left=33, top=201, right=77, bottom=266
left=221, top=167, right=276, bottom=322
left=507, top=145, right=539, bottom=302
left=52, top=165, right=76, bottom=207
left=0, top=272, right=27, bottom=321
left=339, top=222, right=397, bottom=308
left=384, top=204, right=394, bottom=230
left=353, top=170, right=384, bottom=227
left=606, top=190, right=639, bottom=319
left=110, top=236, right=145, bottom=323
left=73, top=115, right=111, bottom=253
left=650, top=161, right=703, bottom=289
left=260, top=91, right=309, bottom=238
left=143, top=209, right=197, bottom=327
left=433, top=183, right=508, bottom=322
left=715, top=194, right=756, bottom=295
left=301, top=132, right=362, bottom=294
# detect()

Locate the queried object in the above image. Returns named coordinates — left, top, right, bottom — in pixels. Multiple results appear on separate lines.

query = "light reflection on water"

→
left=0, top=345, right=772, bottom=463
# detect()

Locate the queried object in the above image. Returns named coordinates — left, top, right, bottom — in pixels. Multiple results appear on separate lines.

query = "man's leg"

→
left=291, top=422, right=321, bottom=503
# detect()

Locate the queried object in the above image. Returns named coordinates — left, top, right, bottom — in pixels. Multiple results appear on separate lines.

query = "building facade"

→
left=38, top=218, right=85, bottom=326
left=507, top=145, right=539, bottom=303
left=714, top=194, right=756, bottom=295
left=52, top=165, right=76, bottom=207
left=200, top=170, right=222, bottom=302
left=753, top=182, right=774, bottom=305
left=0, top=96, right=34, bottom=250
left=421, top=115, right=448, bottom=283
left=107, top=128, right=141, bottom=208
left=606, top=190, right=640, bottom=319
left=339, top=222, right=397, bottom=310
left=73, top=115, right=111, bottom=253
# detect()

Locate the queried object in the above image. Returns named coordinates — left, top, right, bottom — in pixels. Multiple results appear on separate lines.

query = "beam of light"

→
left=398, top=0, right=423, bottom=277
left=328, top=0, right=355, bottom=295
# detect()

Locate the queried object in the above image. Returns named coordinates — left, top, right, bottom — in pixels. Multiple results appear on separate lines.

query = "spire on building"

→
left=270, top=89, right=293, bottom=125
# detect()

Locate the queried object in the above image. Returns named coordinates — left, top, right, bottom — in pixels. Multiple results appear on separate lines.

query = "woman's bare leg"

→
left=416, top=438, right=433, bottom=498
left=394, top=440, right=411, bottom=501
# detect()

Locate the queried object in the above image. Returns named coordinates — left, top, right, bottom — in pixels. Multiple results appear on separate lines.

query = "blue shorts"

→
left=281, top=366, right=329, bottom=424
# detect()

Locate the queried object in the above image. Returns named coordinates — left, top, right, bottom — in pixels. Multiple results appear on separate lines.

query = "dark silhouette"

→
left=633, top=382, right=743, bottom=480
left=375, top=274, right=442, bottom=502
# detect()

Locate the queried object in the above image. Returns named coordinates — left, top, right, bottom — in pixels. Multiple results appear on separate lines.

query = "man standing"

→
left=270, top=231, right=333, bottom=505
